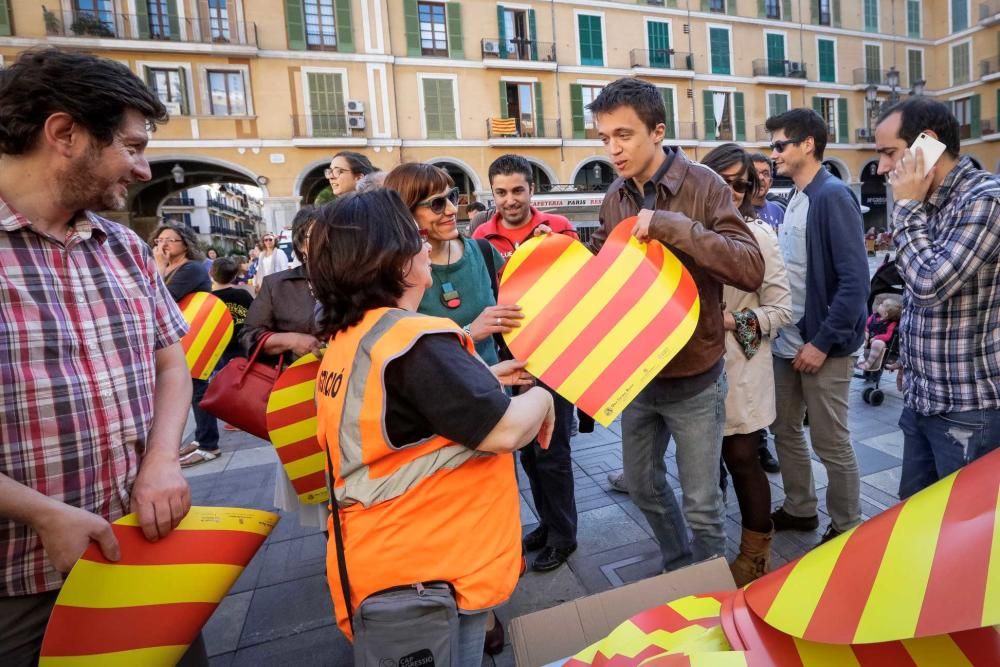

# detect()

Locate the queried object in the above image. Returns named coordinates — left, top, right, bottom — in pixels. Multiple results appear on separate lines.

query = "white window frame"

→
left=815, top=35, right=838, bottom=83
left=863, top=0, right=880, bottom=32
left=136, top=59, right=195, bottom=117
left=578, top=82, right=606, bottom=130
left=814, top=93, right=842, bottom=144
left=573, top=10, right=607, bottom=68
left=301, top=66, right=351, bottom=137
left=415, top=72, right=461, bottom=140
left=654, top=83, right=680, bottom=138
left=197, top=63, right=254, bottom=117
left=765, top=90, right=792, bottom=118
left=705, top=86, right=737, bottom=141
left=706, top=23, right=734, bottom=77
left=949, top=38, right=973, bottom=86
left=906, top=47, right=925, bottom=87
left=948, top=0, right=972, bottom=34
left=906, top=0, right=921, bottom=38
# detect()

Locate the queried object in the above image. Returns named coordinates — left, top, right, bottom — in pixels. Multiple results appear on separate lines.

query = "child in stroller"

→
left=858, top=255, right=904, bottom=406
left=857, top=295, right=902, bottom=371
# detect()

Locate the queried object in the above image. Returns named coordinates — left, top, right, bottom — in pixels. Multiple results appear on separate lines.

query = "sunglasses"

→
left=416, top=187, right=460, bottom=215
left=769, top=138, right=803, bottom=154
left=724, top=178, right=751, bottom=194
left=263, top=237, right=275, bottom=242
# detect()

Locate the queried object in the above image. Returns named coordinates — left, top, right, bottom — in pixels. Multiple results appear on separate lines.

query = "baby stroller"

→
left=859, top=254, right=904, bottom=406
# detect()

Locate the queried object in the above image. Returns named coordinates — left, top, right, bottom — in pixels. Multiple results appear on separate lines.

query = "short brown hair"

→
left=383, top=163, right=453, bottom=212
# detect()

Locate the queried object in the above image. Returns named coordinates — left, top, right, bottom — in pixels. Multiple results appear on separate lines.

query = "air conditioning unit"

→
left=348, top=116, right=366, bottom=130
left=787, top=61, right=803, bottom=72
left=345, top=100, right=365, bottom=114
left=483, top=39, right=501, bottom=55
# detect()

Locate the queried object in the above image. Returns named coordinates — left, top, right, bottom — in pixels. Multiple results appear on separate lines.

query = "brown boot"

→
left=730, top=524, right=773, bottom=587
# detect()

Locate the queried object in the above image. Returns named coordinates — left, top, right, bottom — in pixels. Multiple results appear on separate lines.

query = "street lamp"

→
left=886, top=66, right=901, bottom=105
left=910, top=79, right=926, bottom=96
left=864, top=85, right=880, bottom=140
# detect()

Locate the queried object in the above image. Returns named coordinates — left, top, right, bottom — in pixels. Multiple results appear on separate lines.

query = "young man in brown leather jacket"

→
left=589, top=77, right=764, bottom=570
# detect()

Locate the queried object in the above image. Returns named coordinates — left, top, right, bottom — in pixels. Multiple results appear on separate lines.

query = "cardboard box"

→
left=509, top=557, right=735, bottom=666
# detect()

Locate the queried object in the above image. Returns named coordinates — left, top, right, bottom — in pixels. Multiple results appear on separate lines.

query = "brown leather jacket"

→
left=590, top=148, right=764, bottom=379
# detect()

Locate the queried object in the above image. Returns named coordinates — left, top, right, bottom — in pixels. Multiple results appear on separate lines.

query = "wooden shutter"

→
left=811, top=0, right=820, bottom=23
left=727, top=0, right=737, bottom=14
left=534, top=82, right=545, bottom=137
left=497, top=6, right=507, bottom=59
left=811, top=96, right=822, bottom=114
left=703, top=90, right=716, bottom=140
left=837, top=97, right=848, bottom=144
left=404, top=0, right=420, bottom=57
left=284, top=0, right=305, bottom=50
left=498, top=81, right=508, bottom=118
left=833, top=0, right=841, bottom=27
left=648, top=21, right=670, bottom=68
left=167, top=0, right=181, bottom=40
left=423, top=79, right=440, bottom=137
left=758, top=0, right=766, bottom=17
left=570, top=84, right=585, bottom=139
left=734, top=92, right=746, bottom=142
left=177, top=68, right=190, bottom=115
left=334, top=0, right=354, bottom=53
left=782, top=0, right=793, bottom=19
left=528, top=9, right=538, bottom=61
left=137, top=0, right=151, bottom=39
left=0, top=0, right=11, bottom=36
left=440, top=80, right=456, bottom=137
left=447, top=3, right=464, bottom=59
left=660, top=88, right=676, bottom=140
left=970, top=93, right=981, bottom=138
left=701, top=0, right=711, bottom=10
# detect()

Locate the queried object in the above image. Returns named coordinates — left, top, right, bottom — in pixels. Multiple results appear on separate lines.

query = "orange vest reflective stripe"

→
left=317, top=308, right=522, bottom=639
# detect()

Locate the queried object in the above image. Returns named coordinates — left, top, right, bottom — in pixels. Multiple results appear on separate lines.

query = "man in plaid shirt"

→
left=874, top=97, right=1000, bottom=498
left=0, top=50, right=198, bottom=664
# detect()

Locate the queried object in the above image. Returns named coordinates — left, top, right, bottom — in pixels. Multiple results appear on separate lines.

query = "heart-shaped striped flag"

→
left=499, top=217, right=700, bottom=425
left=178, top=292, right=234, bottom=380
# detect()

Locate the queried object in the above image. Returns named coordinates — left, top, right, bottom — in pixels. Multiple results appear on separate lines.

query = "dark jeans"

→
left=191, top=349, right=242, bottom=453
left=520, top=384, right=577, bottom=549
left=899, top=406, right=1000, bottom=499
left=0, top=590, right=208, bottom=666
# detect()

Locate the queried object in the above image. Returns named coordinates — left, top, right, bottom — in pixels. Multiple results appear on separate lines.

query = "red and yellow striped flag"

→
left=266, top=353, right=329, bottom=505
left=744, top=448, right=1000, bottom=645
left=178, top=292, right=234, bottom=380
left=39, top=507, right=277, bottom=666
left=499, top=217, right=699, bottom=426
left=490, top=117, right=518, bottom=135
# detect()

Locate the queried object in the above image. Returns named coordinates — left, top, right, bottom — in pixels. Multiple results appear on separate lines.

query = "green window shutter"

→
left=709, top=27, right=730, bottom=75
left=837, top=97, right=848, bottom=143
left=424, top=79, right=455, bottom=139
left=833, top=0, right=841, bottom=27
left=404, top=0, right=420, bottom=57
left=758, top=0, right=766, bottom=17
left=734, top=91, right=746, bottom=141
left=727, top=0, right=737, bottom=14
left=782, top=0, right=793, bottom=19
left=497, top=6, right=507, bottom=59
left=137, top=0, right=151, bottom=39
left=648, top=21, right=670, bottom=68
left=570, top=84, right=585, bottom=138
left=534, top=83, right=545, bottom=137
left=178, top=69, right=190, bottom=115
left=498, top=81, right=508, bottom=118
left=660, top=88, right=675, bottom=139
left=907, top=0, right=920, bottom=37
left=423, top=79, right=439, bottom=138
left=440, top=80, right=456, bottom=137
left=0, top=0, right=11, bottom=36
left=334, top=0, right=354, bottom=53
left=863, top=0, right=876, bottom=31
left=701, top=0, right=711, bottom=11
left=167, top=0, right=181, bottom=40
left=811, top=96, right=822, bottom=115
left=908, top=50, right=923, bottom=87
left=528, top=9, right=538, bottom=60
left=971, top=94, right=981, bottom=138
left=811, top=0, right=819, bottom=23
left=447, top=3, right=464, bottom=59
left=703, top=90, right=716, bottom=140
left=578, top=15, right=603, bottom=67
left=951, top=0, right=968, bottom=31
left=767, top=33, right=785, bottom=75
left=284, top=0, right=305, bottom=50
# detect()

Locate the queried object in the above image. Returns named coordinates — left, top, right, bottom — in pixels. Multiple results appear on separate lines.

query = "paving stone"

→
left=861, top=481, right=900, bottom=509
left=239, top=574, right=335, bottom=647
left=862, top=467, right=903, bottom=498
left=852, top=441, right=902, bottom=476
left=229, top=543, right=267, bottom=595
left=209, top=652, right=235, bottom=667
left=232, top=624, right=351, bottom=666
left=182, top=451, right=235, bottom=478
left=519, top=495, right=538, bottom=526
left=503, top=560, right=588, bottom=618
left=861, top=430, right=905, bottom=457
left=225, top=445, right=279, bottom=471
left=570, top=538, right=663, bottom=593
left=575, top=504, right=651, bottom=557
left=575, top=493, right=619, bottom=513
left=257, top=533, right=328, bottom=588
left=204, top=591, right=253, bottom=657
left=267, top=510, right=325, bottom=544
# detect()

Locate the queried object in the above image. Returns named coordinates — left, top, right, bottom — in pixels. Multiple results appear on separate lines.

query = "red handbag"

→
left=199, top=333, right=284, bottom=441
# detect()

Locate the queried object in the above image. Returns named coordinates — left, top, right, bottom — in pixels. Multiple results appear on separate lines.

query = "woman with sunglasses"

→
left=326, top=150, right=378, bottom=197
left=254, top=232, right=289, bottom=289
left=700, top=143, right=792, bottom=586
left=384, top=163, right=523, bottom=368
left=309, top=189, right=553, bottom=662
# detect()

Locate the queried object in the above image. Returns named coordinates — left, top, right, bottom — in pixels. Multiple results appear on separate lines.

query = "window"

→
left=705, top=91, right=734, bottom=140
left=581, top=85, right=602, bottom=129
left=74, top=0, right=115, bottom=31
left=951, top=42, right=970, bottom=85
left=764, top=0, right=781, bottom=19
left=816, top=97, right=836, bottom=139
left=305, top=0, right=337, bottom=49
left=418, top=2, right=448, bottom=57
left=906, top=0, right=920, bottom=37
left=767, top=92, right=789, bottom=117
left=148, top=0, right=172, bottom=40
left=864, top=0, right=878, bottom=31
left=208, top=0, right=230, bottom=42
left=421, top=77, right=457, bottom=139
left=146, top=67, right=187, bottom=115
left=818, top=38, right=836, bottom=83
left=570, top=83, right=603, bottom=138
left=907, top=49, right=923, bottom=88
left=817, top=0, right=831, bottom=25
left=501, top=8, right=531, bottom=61
left=765, top=33, right=785, bottom=76
left=864, top=44, right=881, bottom=84
left=709, top=0, right=726, bottom=12
left=953, top=97, right=971, bottom=138
left=307, top=71, right=347, bottom=136
left=709, top=26, right=731, bottom=75
left=951, top=0, right=968, bottom=32
left=577, top=14, right=603, bottom=67
left=647, top=21, right=671, bottom=68
left=207, top=70, right=248, bottom=116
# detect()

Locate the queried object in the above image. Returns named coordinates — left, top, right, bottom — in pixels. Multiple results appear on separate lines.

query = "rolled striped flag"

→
left=177, top=292, right=234, bottom=380
left=499, top=217, right=699, bottom=426
left=266, top=353, right=329, bottom=505
left=40, top=507, right=277, bottom=666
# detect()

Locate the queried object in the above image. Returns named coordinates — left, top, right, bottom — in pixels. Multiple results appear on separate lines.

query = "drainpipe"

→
left=384, top=0, right=405, bottom=164
left=687, top=2, right=695, bottom=158
left=551, top=0, right=564, bottom=164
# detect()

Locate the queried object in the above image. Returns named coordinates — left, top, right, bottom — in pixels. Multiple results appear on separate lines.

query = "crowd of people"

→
left=1, top=47, right=998, bottom=666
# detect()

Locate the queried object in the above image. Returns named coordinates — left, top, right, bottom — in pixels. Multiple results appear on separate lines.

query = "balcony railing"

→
left=42, top=6, right=257, bottom=46
left=291, top=114, right=358, bottom=138
left=853, top=67, right=894, bottom=86
left=537, top=183, right=610, bottom=194
left=980, top=55, right=1000, bottom=77
left=980, top=0, right=1000, bottom=21
left=163, top=196, right=195, bottom=207
left=630, top=49, right=695, bottom=70
left=487, top=117, right=560, bottom=139
left=480, top=37, right=556, bottom=62
left=666, top=122, right=698, bottom=141
left=752, top=58, right=808, bottom=79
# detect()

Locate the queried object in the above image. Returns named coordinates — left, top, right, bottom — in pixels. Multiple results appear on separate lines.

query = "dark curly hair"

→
left=701, top=143, right=760, bottom=220
left=290, top=206, right=317, bottom=262
left=149, top=222, right=205, bottom=261
left=308, top=190, right=423, bottom=338
left=0, top=48, right=167, bottom=156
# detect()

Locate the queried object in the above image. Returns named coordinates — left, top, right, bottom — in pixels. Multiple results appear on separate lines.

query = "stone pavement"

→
left=189, top=363, right=907, bottom=666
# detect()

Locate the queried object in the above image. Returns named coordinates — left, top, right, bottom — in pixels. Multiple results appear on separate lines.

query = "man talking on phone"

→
left=874, top=97, right=1000, bottom=499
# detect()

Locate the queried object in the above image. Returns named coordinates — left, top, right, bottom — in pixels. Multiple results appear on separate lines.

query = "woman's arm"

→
left=477, top=387, right=554, bottom=454
left=749, top=224, right=793, bottom=335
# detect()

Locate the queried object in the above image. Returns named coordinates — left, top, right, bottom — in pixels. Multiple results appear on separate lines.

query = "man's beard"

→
left=57, top=149, right=127, bottom=212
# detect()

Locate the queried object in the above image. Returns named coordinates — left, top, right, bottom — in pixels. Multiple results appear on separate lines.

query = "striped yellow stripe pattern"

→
left=40, top=645, right=188, bottom=666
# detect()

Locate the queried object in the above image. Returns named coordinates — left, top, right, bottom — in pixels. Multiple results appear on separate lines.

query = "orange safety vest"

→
left=317, top=307, right=522, bottom=639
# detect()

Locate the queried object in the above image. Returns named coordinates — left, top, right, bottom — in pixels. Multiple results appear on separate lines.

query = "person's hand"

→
left=469, top=304, right=524, bottom=341
left=131, top=451, right=191, bottom=542
left=34, top=501, right=120, bottom=572
left=792, top=343, right=827, bottom=374
left=631, top=209, right=656, bottom=243
left=532, top=224, right=553, bottom=236
left=889, top=147, right=935, bottom=203
left=288, top=333, right=323, bottom=357
left=490, top=360, right=535, bottom=386
left=723, top=312, right=736, bottom=331
left=536, top=393, right=555, bottom=450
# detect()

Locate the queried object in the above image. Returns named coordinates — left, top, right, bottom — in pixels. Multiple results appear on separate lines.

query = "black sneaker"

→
left=532, top=544, right=576, bottom=572
left=819, top=524, right=844, bottom=544
left=758, top=446, right=781, bottom=474
left=523, top=525, right=548, bottom=551
left=771, top=507, right=819, bottom=532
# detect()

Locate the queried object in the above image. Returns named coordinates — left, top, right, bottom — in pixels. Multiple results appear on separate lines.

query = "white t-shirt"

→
left=772, top=190, right=809, bottom=359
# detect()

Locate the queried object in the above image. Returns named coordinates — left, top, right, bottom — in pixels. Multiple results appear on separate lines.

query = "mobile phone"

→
left=909, top=132, right=946, bottom=176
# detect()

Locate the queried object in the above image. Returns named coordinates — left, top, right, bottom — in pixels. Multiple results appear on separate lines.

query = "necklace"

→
left=436, top=240, right=461, bottom=309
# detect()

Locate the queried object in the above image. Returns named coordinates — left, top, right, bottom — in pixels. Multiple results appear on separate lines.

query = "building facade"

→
left=159, top=182, right=263, bottom=251
left=0, top=0, right=996, bottom=233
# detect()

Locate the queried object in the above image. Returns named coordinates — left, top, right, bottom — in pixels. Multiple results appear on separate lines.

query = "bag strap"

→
left=475, top=238, right=499, bottom=300
left=324, top=442, right=355, bottom=630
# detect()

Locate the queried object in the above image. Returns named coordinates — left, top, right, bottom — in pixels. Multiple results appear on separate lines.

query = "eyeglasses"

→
left=769, top=139, right=803, bottom=154
left=153, top=238, right=184, bottom=246
left=724, top=178, right=751, bottom=194
left=324, top=167, right=350, bottom=179
left=416, top=187, right=460, bottom=215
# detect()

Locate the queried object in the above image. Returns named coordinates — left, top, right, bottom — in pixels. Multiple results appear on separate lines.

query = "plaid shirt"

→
left=0, top=200, right=188, bottom=596
left=893, top=156, right=1000, bottom=415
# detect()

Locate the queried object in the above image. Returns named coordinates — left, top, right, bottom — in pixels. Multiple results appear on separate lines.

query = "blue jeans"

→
left=455, top=611, right=487, bottom=666
left=898, top=406, right=1000, bottom=499
left=621, top=373, right=728, bottom=571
